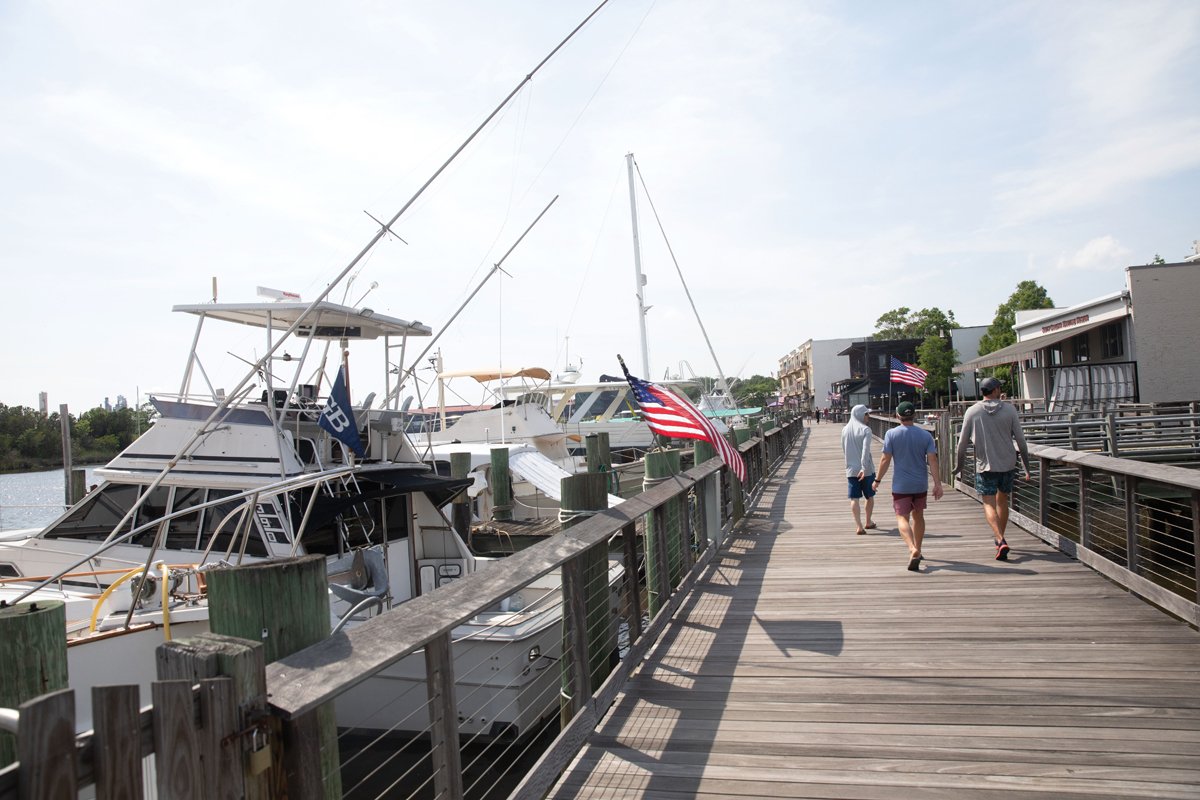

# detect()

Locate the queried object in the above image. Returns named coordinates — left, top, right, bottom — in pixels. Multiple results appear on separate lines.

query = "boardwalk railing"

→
left=0, top=419, right=803, bottom=800
left=870, top=410, right=1199, bottom=627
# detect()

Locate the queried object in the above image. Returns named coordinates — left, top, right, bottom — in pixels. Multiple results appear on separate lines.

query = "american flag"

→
left=620, top=358, right=746, bottom=483
left=890, top=357, right=928, bottom=388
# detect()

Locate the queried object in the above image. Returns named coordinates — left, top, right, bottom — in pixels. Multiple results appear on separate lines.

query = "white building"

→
left=955, top=259, right=1200, bottom=410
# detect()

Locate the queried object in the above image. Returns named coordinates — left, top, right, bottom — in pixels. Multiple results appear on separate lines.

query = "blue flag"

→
left=319, top=366, right=365, bottom=457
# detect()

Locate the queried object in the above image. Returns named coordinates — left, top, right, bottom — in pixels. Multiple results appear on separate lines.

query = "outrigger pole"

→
left=14, top=0, right=611, bottom=605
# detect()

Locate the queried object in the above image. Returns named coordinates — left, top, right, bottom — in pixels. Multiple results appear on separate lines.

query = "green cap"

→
left=896, top=401, right=916, bottom=417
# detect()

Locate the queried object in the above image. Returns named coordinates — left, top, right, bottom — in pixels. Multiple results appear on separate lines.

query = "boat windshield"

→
left=43, top=485, right=267, bottom=556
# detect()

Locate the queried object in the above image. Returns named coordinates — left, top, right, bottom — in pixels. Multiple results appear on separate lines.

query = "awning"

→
left=437, top=367, right=551, bottom=382
left=173, top=302, right=432, bottom=339
left=954, top=318, right=1113, bottom=371
left=303, top=469, right=472, bottom=532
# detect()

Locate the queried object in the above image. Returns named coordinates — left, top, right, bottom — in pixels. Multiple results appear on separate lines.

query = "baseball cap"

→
left=980, top=377, right=1003, bottom=394
left=896, top=401, right=916, bottom=417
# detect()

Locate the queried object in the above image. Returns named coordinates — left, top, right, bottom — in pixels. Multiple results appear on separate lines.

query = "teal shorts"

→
left=976, top=469, right=1015, bottom=496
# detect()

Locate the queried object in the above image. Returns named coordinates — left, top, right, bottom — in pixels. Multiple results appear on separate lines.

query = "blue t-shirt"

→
left=882, top=425, right=937, bottom=494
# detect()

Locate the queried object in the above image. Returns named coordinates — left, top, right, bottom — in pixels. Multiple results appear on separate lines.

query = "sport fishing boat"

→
left=0, top=296, right=617, bottom=740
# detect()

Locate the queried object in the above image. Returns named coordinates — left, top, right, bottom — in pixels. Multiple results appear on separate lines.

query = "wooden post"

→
left=450, top=452, right=472, bottom=546
left=1191, top=489, right=1200, bottom=605
left=205, top=557, right=339, bottom=800
left=560, top=472, right=612, bottom=694
left=649, top=505, right=671, bottom=618
left=490, top=446, right=513, bottom=521
left=157, top=634, right=266, bottom=800
left=91, top=685, right=143, bottom=800
left=694, top=439, right=717, bottom=467
left=424, top=632, right=464, bottom=800
left=1068, top=412, right=1078, bottom=450
left=559, top=555, right=592, bottom=728
left=152, top=680, right=203, bottom=800
left=70, top=469, right=86, bottom=506
left=1038, top=457, right=1050, bottom=528
left=597, top=432, right=616, bottom=494
left=1125, top=475, right=1139, bottom=574
left=1106, top=413, right=1120, bottom=457
left=1079, top=465, right=1093, bottom=550
left=726, top=431, right=744, bottom=522
left=0, top=600, right=68, bottom=769
left=58, top=404, right=72, bottom=507
left=643, top=451, right=681, bottom=600
left=585, top=434, right=600, bottom=473
left=620, top=522, right=642, bottom=643
left=17, top=688, right=77, bottom=800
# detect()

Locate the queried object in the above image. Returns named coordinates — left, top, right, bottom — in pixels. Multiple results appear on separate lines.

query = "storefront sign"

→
left=1042, top=314, right=1089, bottom=334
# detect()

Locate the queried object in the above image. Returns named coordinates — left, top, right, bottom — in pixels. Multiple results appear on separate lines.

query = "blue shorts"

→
left=848, top=474, right=876, bottom=499
left=976, top=469, right=1015, bottom=496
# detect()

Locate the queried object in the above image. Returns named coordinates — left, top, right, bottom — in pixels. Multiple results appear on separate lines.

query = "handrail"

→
left=266, top=419, right=802, bottom=719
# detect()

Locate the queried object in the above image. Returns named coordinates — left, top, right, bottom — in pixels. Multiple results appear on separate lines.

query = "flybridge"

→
left=173, top=301, right=432, bottom=340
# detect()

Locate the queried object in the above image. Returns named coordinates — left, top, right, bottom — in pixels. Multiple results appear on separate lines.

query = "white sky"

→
left=3, top=1, right=1198, bottom=412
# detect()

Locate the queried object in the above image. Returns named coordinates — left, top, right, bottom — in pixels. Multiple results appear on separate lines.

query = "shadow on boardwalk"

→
left=551, top=424, right=1200, bottom=800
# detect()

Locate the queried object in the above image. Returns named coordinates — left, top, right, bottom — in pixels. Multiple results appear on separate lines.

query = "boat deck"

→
left=549, top=424, right=1200, bottom=799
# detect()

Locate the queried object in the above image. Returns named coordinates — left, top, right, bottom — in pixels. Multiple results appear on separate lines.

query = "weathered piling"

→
left=726, top=430, right=745, bottom=522
left=70, top=469, right=86, bottom=505
left=643, top=450, right=682, bottom=616
left=59, top=404, right=72, bottom=506
left=0, top=600, right=68, bottom=768
left=450, top=452, right=472, bottom=545
left=491, top=446, right=513, bottom=521
left=559, top=472, right=612, bottom=724
left=694, top=439, right=717, bottom=466
left=598, top=431, right=617, bottom=494
left=206, top=555, right=340, bottom=800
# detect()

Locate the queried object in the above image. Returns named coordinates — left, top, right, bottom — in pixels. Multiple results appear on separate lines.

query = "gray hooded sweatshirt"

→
left=955, top=398, right=1030, bottom=475
left=841, top=405, right=875, bottom=478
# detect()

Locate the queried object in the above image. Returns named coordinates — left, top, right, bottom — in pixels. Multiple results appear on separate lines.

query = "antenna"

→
left=211, top=277, right=218, bottom=304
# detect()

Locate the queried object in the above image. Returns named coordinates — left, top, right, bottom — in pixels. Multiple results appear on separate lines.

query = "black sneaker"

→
left=996, top=539, right=1010, bottom=561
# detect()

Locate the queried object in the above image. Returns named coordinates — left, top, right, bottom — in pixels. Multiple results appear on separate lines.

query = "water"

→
left=0, top=466, right=100, bottom=532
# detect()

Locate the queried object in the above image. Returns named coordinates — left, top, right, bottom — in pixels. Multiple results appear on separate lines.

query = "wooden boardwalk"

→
left=549, top=424, right=1200, bottom=800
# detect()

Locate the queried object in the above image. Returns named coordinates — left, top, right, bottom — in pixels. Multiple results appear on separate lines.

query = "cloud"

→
left=1055, top=236, right=1132, bottom=271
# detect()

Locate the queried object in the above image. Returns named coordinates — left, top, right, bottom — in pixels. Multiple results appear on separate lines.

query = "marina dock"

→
left=548, top=424, right=1200, bottom=800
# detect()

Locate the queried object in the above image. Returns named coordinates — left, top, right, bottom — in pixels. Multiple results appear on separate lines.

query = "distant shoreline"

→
left=0, top=459, right=108, bottom=476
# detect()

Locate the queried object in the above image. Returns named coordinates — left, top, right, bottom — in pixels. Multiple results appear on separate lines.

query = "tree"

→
left=1149, top=254, right=1166, bottom=264
left=874, top=307, right=959, bottom=340
left=917, top=335, right=958, bottom=403
left=733, top=375, right=779, bottom=409
left=976, top=280, right=1055, bottom=385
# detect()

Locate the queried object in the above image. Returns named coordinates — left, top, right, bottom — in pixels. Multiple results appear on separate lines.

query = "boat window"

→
left=129, top=486, right=172, bottom=547
left=167, top=487, right=205, bottom=550
left=0, top=563, right=19, bottom=578
left=198, top=489, right=244, bottom=558
left=384, top=495, right=409, bottom=542
left=43, top=484, right=139, bottom=541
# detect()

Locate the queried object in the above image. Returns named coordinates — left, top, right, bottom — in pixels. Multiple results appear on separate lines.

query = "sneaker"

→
left=996, top=539, right=1010, bottom=561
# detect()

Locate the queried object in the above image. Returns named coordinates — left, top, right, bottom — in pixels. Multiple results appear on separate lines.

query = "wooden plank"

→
left=16, top=689, right=76, bottom=800
left=153, top=681, right=203, bottom=800
left=197, top=679, right=240, bottom=800
left=545, top=425, right=1200, bottom=800
left=621, top=522, right=642, bottom=642
left=91, top=686, right=142, bottom=800
left=1, top=601, right=68, bottom=769
left=560, top=554, right=592, bottom=722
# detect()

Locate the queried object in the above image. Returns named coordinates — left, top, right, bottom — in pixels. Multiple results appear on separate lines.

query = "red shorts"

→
left=892, top=491, right=928, bottom=515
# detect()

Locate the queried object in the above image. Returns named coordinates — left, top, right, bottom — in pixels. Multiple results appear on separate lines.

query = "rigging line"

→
left=634, top=159, right=735, bottom=402
left=558, top=162, right=625, bottom=367
left=515, top=0, right=659, bottom=208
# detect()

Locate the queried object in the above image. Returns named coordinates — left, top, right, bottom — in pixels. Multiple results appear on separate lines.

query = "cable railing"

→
left=0, top=418, right=803, bottom=800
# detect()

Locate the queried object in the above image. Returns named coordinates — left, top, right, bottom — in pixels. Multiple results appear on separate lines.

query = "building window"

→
left=1047, top=343, right=1063, bottom=366
left=877, top=354, right=887, bottom=369
left=1102, top=320, right=1125, bottom=359
left=1074, top=332, right=1090, bottom=363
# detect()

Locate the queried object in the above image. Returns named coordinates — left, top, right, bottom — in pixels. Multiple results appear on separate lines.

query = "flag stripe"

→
left=890, top=356, right=927, bottom=388
left=622, top=368, right=746, bottom=483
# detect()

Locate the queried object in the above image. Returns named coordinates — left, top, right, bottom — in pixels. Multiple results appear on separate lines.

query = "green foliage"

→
left=0, top=403, right=155, bottom=471
left=1149, top=254, right=1166, bottom=264
left=977, top=280, right=1055, bottom=384
left=733, top=375, right=779, bottom=409
left=873, top=307, right=959, bottom=340
left=916, top=336, right=959, bottom=398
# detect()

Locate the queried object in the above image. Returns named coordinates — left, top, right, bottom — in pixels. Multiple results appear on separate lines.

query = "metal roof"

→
left=437, top=367, right=552, bottom=382
left=954, top=317, right=1114, bottom=371
left=173, top=302, right=432, bottom=339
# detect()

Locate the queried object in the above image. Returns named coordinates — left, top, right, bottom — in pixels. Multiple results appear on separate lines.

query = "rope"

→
left=557, top=508, right=601, bottom=525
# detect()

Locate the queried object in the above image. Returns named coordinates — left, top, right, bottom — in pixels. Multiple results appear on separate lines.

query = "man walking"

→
left=873, top=401, right=943, bottom=571
left=841, top=405, right=877, bottom=535
left=954, top=376, right=1030, bottom=560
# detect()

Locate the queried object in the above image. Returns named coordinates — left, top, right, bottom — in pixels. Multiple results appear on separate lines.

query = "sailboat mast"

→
left=626, top=152, right=651, bottom=378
